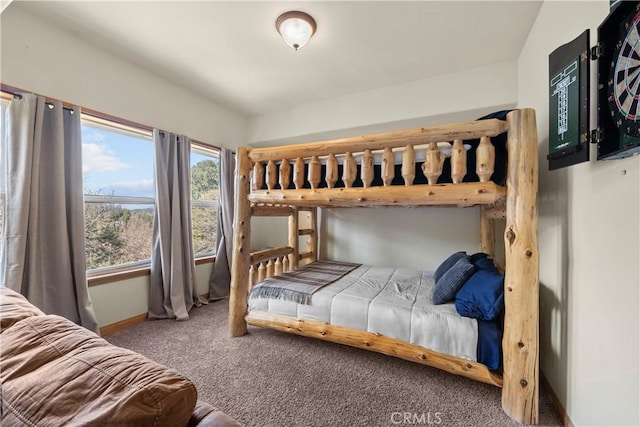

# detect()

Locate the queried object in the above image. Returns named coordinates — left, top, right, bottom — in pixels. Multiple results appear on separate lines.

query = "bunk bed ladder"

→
left=297, top=207, right=318, bottom=265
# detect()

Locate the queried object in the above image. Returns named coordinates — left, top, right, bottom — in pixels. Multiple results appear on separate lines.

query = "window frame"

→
left=81, top=117, right=218, bottom=282
left=81, top=117, right=156, bottom=275
left=190, top=144, right=220, bottom=259
left=0, top=99, right=8, bottom=266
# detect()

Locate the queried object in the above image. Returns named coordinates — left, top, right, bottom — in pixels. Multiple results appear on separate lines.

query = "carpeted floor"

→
left=107, top=300, right=562, bottom=427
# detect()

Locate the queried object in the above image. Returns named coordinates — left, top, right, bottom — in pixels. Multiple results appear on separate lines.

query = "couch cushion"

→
left=0, top=287, right=45, bottom=332
left=1, top=314, right=197, bottom=427
left=189, top=401, right=243, bottom=427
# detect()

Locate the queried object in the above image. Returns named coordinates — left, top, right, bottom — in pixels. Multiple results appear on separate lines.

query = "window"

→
left=81, top=119, right=155, bottom=271
left=0, top=90, right=219, bottom=276
left=191, top=147, right=219, bottom=257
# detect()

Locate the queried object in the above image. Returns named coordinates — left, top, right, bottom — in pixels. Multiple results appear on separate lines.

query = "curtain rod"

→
left=0, top=83, right=221, bottom=151
left=1, top=86, right=76, bottom=113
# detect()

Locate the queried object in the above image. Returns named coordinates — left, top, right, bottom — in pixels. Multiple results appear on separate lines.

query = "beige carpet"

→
left=107, top=300, right=562, bottom=427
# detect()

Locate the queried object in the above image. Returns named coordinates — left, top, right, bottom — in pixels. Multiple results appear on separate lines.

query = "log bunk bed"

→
left=229, top=109, right=539, bottom=424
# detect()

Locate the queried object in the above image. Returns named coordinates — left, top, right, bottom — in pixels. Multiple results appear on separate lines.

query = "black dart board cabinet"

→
left=548, top=30, right=590, bottom=170
left=594, top=0, right=640, bottom=159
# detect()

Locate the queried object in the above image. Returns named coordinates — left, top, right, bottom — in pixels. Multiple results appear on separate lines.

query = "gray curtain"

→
left=149, top=130, right=201, bottom=320
left=208, top=148, right=235, bottom=299
left=1, top=93, right=98, bottom=333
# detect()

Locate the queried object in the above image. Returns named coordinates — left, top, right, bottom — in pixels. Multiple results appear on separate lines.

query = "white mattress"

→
left=248, top=264, right=478, bottom=362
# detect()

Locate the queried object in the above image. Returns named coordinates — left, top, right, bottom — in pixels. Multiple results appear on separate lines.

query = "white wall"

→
left=89, top=263, right=213, bottom=328
left=518, top=2, right=639, bottom=425
left=89, top=276, right=149, bottom=328
left=252, top=208, right=485, bottom=273
left=251, top=216, right=288, bottom=251
left=0, top=4, right=246, bottom=147
left=249, top=61, right=517, bottom=146
left=320, top=207, right=481, bottom=270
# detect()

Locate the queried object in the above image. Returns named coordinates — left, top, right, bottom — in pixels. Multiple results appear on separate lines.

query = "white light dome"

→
left=276, top=11, right=317, bottom=51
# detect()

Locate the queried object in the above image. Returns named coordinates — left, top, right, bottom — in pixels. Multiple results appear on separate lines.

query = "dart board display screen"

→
left=596, top=1, right=640, bottom=159
left=548, top=30, right=590, bottom=170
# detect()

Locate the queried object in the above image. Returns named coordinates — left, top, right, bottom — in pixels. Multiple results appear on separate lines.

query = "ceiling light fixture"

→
left=276, top=11, right=316, bottom=51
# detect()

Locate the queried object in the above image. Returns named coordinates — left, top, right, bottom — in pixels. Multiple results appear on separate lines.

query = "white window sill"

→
left=87, top=255, right=215, bottom=287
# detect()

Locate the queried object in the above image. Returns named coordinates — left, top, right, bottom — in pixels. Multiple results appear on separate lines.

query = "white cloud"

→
left=83, top=130, right=105, bottom=145
left=112, top=179, right=154, bottom=191
left=82, top=143, right=130, bottom=173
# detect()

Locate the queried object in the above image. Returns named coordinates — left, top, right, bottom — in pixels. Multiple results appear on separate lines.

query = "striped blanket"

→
left=249, top=260, right=361, bottom=305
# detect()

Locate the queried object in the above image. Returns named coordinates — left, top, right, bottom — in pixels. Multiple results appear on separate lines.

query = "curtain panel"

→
left=1, top=93, right=98, bottom=333
left=209, top=148, right=235, bottom=299
left=149, top=130, right=202, bottom=320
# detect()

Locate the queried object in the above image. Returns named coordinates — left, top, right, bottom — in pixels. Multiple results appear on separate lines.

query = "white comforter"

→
left=248, top=264, right=478, bottom=362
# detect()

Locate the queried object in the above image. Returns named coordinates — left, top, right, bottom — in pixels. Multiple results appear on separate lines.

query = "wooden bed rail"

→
left=246, top=310, right=504, bottom=387
left=244, top=209, right=318, bottom=291
left=248, top=246, right=294, bottom=289
left=250, top=246, right=294, bottom=266
left=247, top=119, right=508, bottom=209
left=251, top=205, right=294, bottom=216
left=248, top=118, right=508, bottom=162
left=250, top=143, right=495, bottom=192
left=249, top=182, right=506, bottom=208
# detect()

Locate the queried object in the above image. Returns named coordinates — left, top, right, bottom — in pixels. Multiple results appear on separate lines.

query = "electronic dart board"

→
left=594, top=0, right=640, bottom=159
left=609, top=9, right=640, bottom=132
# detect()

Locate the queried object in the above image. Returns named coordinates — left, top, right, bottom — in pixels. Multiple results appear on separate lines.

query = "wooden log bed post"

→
left=288, top=207, right=299, bottom=270
left=229, top=147, right=252, bottom=337
left=502, top=108, right=539, bottom=425
left=479, top=206, right=495, bottom=257
left=307, top=208, right=318, bottom=262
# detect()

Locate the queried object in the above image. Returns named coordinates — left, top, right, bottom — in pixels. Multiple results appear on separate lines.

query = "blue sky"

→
left=81, top=123, right=212, bottom=198
left=81, top=123, right=154, bottom=198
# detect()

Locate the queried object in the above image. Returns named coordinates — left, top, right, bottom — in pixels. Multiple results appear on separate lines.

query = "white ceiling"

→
left=15, top=1, right=542, bottom=117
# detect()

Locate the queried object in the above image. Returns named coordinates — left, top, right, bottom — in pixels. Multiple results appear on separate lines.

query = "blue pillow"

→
left=455, top=267, right=504, bottom=321
left=432, top=258, right=475, bottom=305
left=433, top=251, right=468, bottom=283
